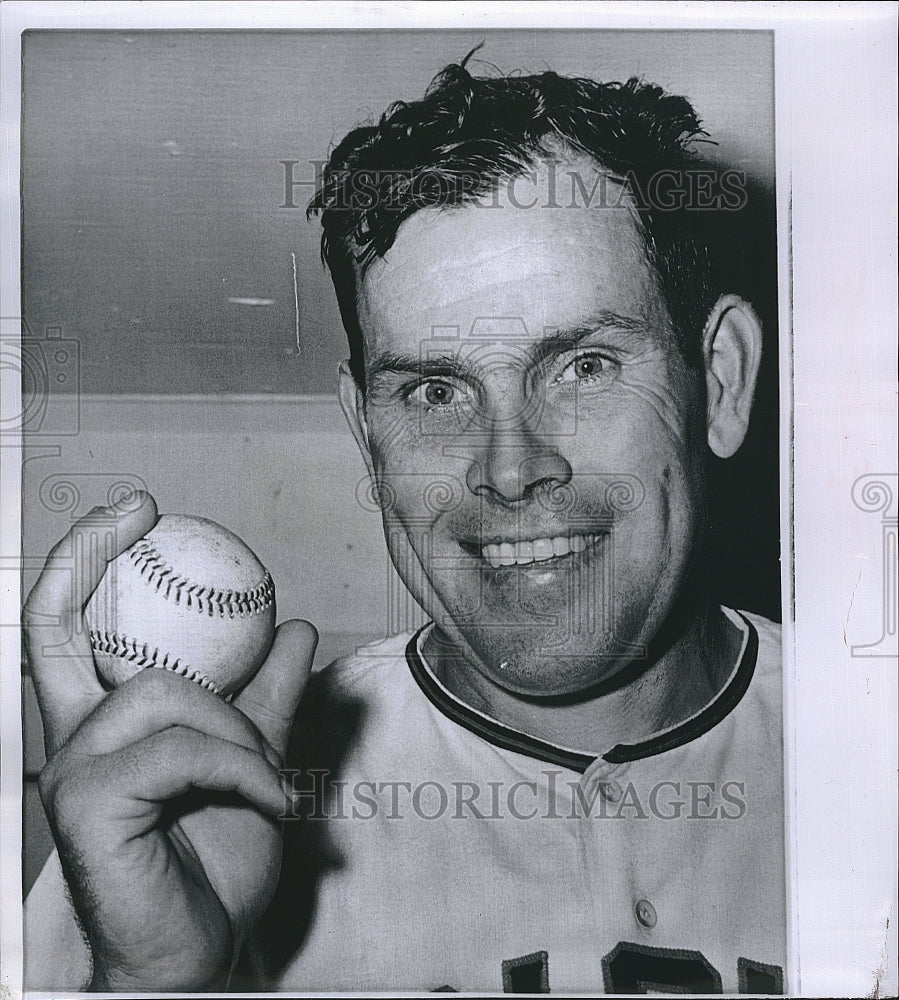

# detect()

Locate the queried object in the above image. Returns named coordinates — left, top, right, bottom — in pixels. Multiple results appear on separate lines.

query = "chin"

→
left=457, top=627, right=640, bottom=700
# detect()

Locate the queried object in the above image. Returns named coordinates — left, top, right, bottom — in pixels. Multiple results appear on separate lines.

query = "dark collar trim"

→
left=603, top=611, right=759, bottom=763
left=405, top=630, right=595, bottom=773
left=404, top=612, right=759, bottom=773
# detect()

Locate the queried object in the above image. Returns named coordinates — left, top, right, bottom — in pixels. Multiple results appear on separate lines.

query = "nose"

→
left=465, top=415, right=572, bottom=503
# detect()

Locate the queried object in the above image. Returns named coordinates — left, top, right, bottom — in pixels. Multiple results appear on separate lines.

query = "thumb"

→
left=25, top=490, right=159, bottom=755
left=232, top=619, right=317, bottom=760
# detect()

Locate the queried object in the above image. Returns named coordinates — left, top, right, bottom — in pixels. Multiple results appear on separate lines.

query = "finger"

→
left=105, top=726, right=287, bottom=820
left=64, top=667, right=280, bottom=767
left=24, top=491, right=159, bottom=755
left=25, top=490, right=158, bottom=634
left=233, top=619, right=317, bottom=760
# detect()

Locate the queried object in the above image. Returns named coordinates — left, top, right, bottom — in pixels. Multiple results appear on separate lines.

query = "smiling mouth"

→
left=476, top=533, right=605, bottom=569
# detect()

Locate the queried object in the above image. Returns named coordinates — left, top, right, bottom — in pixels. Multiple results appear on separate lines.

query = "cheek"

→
left=630, top=371, right=698, bottom=444
left=367, top=423, right=448, bottom=544
left=566, top=389, right=687, bottom=492
left=567, top=376, right=706, bottom=561
left=367, top=414, right=428, bottom=487
left=588, top=365, right=704, bottom=476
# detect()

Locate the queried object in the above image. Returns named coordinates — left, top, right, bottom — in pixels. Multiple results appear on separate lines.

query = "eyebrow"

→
left=531, top=310, right=656, bottom=365
left=365, top=310, right=656, bottom=387
left=366, top=352, right=472, bottom=387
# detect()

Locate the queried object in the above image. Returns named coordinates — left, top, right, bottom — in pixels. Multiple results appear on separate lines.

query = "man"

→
left=24, top=59, right=785, bottom=993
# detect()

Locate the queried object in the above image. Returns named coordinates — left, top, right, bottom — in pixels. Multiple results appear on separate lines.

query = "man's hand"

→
left=24, top=492, right=317, bottom=990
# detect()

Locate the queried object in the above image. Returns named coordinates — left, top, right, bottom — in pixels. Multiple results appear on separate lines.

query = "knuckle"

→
left=128, top=666, right=201, bottom=702
left=239, top=693, right=292, bottom=728
left=161, top=723, right=202, bottom=755
left=22, top=586, right=40, bottom=623
left=40, top=763, right=84, bottom=824
left=126, top=666, right=171, bottom=695
left=36, top=760, right=59, bottom=804
left=125, top=666, right=200, bottom=706
left=49, top=774, right=77, bottom=815
left=22, top=582, right=54, bottom=630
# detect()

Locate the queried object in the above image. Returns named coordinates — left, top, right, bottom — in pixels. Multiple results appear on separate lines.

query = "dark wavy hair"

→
left=309, top=54, right=730, bottom=387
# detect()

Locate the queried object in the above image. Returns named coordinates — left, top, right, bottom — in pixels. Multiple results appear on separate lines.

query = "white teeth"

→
left=532, top=538, right=554, bottom=561
left=515, top=540, right=533, bottom=563
left=481, top=534, right=599, bottom=568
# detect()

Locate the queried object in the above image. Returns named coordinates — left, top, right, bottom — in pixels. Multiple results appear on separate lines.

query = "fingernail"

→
left=111, top=490, right=143, bottom=514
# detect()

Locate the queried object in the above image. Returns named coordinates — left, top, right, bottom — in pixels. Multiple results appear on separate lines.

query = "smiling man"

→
left=254, top=62, right=785, bottom=992
left=24, top=59, right=785, bottom=994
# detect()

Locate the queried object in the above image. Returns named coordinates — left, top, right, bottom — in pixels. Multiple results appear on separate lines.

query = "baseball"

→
left=85, top=513, right=276, bottom=696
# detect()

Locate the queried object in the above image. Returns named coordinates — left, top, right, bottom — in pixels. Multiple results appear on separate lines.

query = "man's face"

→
left=347, top=160, right=711, bottom=698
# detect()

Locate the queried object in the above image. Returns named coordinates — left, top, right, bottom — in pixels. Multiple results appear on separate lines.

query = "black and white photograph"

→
left=0, top=3, right=895, bottom=997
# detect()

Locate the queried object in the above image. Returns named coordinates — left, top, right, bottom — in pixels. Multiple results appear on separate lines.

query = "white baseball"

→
left=85, top=514, right=276, bottom=697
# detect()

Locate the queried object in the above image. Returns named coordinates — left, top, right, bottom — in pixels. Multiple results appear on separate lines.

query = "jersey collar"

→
left=404, top=609, right=759, bottom=774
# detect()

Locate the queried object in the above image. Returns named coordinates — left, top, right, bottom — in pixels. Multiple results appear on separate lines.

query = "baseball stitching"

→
left=126, top=539, right=274, bottom=617
left=89, top=629, right=224, bottom=695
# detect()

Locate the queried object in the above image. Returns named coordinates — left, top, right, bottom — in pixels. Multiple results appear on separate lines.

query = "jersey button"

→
left=635, top=899, right=657, bottom=929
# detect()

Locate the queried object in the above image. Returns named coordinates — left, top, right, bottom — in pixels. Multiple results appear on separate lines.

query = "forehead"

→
left=356, top=159, right=669, bottom=350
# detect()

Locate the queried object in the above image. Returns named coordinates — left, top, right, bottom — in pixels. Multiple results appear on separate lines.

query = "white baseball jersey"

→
left=25, top=607, right=785, bottom=994
left=244, top=606, right=785, bottom=993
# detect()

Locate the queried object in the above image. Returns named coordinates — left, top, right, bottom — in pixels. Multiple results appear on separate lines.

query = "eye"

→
left=408, top=380, right=458, bottom=407
left=555, top=351, right=615, bottom=384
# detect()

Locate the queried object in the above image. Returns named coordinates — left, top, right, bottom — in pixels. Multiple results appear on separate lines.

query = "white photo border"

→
left=1, top=3, right=896, bottom=997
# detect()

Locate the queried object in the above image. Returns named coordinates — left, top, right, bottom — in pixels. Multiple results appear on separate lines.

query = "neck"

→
left=424, top=598, right=743, bottom=753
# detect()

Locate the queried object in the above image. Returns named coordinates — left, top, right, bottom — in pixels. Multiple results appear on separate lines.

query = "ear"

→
left=702, top=295, right=763, bottom=458
left=338, top=360, right=376, bottom=479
